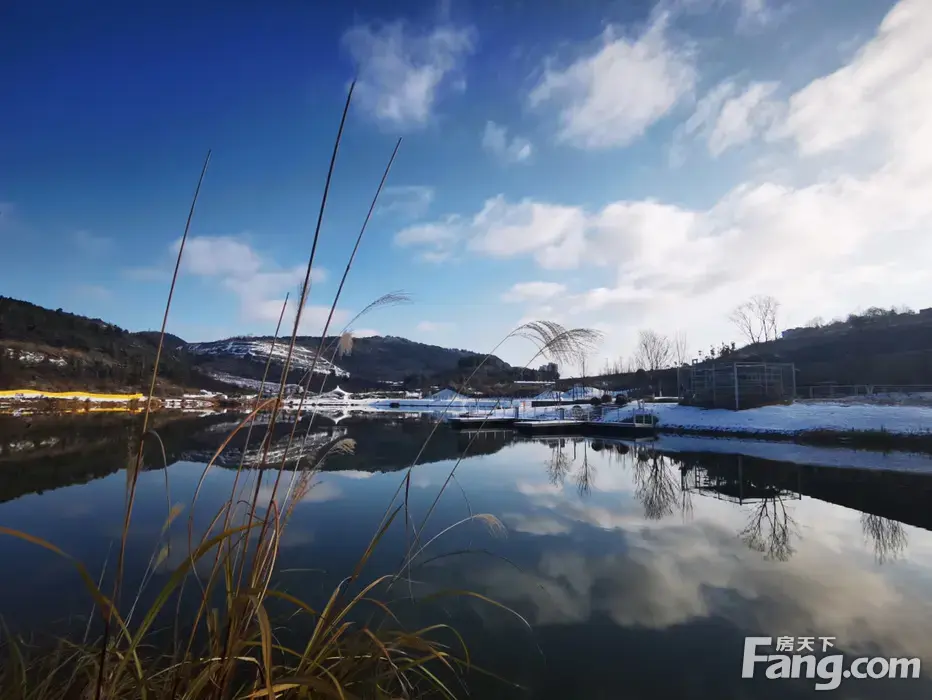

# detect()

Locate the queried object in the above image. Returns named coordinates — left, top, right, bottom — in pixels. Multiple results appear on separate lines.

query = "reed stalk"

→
left=0, top=82, right=598, bottom=700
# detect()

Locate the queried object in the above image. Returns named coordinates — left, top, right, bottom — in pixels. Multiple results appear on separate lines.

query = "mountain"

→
left=185, top=337, right=350, bottom=380
left=585, top=306, right=932, bottom=393
left=134, top=330, right=187, bottom=351
left=182, top=334, right=496, bottom=386
left=726, top=308, right=932, bottom=387
left=0, top=296, right=241, bottom=394
left=0, top=296, right=513, bottom=393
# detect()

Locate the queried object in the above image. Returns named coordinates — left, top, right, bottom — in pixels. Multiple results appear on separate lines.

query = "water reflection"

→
left=3, top=416, right=932, bottom=698
left=861, top=513, right=909, bottom=565
left=632, top=449, right=678, bottom=521
left=535, top=435, right=927, bottom=568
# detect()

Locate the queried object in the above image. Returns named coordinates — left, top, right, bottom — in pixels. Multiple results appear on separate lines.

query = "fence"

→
left=678, top=362, right=796, bottom=410
left=799, top=384, right=932, bottom=400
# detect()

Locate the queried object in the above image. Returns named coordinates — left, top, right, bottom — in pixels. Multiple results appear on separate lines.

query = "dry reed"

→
left=0, top=80, right=601, bottom=700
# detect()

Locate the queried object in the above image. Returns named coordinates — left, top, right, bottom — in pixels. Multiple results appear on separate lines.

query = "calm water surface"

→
left=2, top=411, right=932, bottom=699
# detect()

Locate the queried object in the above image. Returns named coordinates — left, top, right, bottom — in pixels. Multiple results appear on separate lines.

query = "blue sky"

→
left=2, top=0, right=929, bottom=368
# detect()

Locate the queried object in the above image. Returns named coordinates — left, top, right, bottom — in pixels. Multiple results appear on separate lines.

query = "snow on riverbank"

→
left=599, top=402, right=932, bottom=435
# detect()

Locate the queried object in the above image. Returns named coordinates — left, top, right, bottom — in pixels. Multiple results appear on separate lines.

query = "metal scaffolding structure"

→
left=677, top=362, right=796, bottom=410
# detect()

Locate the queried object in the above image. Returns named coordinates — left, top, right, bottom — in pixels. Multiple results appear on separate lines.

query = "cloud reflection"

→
left=432, top=438, right=932, bottom=667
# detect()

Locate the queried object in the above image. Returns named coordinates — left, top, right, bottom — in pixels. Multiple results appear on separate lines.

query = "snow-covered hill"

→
left=202, top=370, right=306, bottom=394
left=186, top=339, right=350, bottom=377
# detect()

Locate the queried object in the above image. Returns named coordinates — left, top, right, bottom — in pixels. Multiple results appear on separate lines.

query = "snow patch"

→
left=596, top=402, right=932, bottom=436
left=187, top=339, right=350, bottom=377
left=4, top=349, right=68, bottom=367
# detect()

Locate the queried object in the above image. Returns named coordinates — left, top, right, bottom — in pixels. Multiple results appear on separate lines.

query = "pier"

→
left=514, top=419, right=658, bottom=438
left=448, top=416, right=518, bottom=429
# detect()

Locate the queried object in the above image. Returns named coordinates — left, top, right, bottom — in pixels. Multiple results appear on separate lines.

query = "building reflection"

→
left=530, top=436, right=928, bottom=566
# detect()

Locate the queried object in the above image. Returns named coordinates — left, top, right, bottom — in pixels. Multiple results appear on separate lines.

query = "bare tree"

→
left=633, top=329, right=673, bottom=371
left=729, top=295, right=781, bottom=344
left=605, top=356, right=629, bottom=374
left=804, top=316, right=824, bottom=328
left=600, top=356, right=628, bottom=375
left=673, top=331, right=690, bottom=366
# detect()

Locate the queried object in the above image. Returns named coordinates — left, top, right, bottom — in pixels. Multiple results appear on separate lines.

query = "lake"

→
left=2, top=410, right=932, bottom=698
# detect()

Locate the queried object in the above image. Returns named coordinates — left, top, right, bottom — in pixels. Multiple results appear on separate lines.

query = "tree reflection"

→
left=575, top=443, right=596, bottom=497
left=861, top=513, right=908, bottom=564
left=631, top=449, right=679, bottom=520
left=545, top=439, right=573, bottom=487
left=679, top=479, right=694, bottom=522
left=739, top=496, right=799, bottom=562
left=539, top=440, right=693, bottom=521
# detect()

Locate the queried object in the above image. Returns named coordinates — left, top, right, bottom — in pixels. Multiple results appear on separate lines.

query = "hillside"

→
left=730, top=309, right=932, bottom=386
left=0, top=296, right=234, bottom=394
left=581, top=307, right=932, bottom=394
left=182, top=334, right=505, bottom=389
left=0, top=296, right=515, bottom=394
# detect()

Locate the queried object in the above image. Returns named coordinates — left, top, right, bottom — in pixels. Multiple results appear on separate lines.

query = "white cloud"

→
left=72, top=230, right=112, bottom=254
left=468, top=197, right=588, bottom=267
left=482, top=121, right=533, bottom=163
left=402, top=1, right=932, bottom=363
left=529, top=13, right=696, bottom=149
left=679, top=79, right=780, bottom=157
left=396, top=196, right=590, bottom=268
left=416, top=320, right=454, bottom=333
left=664, top=0, right=778, bottom=33
left=257, top=479, right=343, bottom=506
left=121, top=265, right=168, bottom=282
left=379, top=185, right=435, bottom=219
left=769, top=0, right=932, bottom=172
left=165, top=235, right=336, bottom=331
left=72, top=284, right=113, bottom=301
left=501, top=281, right=567, bottom=303
left=343, top=21, right=474, bottom=129
left=247, top=299, right=350, bottom=335
left=394, top=216, right=463, bottom=262
left=709, top=82, right=779, bottom=155
left=502, top=512, right=571, bottom=536
left=735, top=0, right=775, bottom=31
left=73, top=284, right=112, bottom=301
left=332, top=470, right=376, bottom=479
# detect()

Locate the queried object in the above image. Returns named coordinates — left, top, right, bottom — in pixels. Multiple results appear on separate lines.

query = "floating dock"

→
left=448, top=416, right=518, bottom=429
left=513, top=419, right=657, bottom=438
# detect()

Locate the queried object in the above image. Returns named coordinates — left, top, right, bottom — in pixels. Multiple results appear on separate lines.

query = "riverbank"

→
left=596, top=402, right=932, bottom=451
left=0, top=389, right=145, bottom=402
left=459, top=400, right=932, bottom=451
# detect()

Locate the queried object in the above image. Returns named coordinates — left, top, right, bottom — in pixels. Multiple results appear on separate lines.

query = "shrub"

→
left=614, top=394, right=630, bottom=406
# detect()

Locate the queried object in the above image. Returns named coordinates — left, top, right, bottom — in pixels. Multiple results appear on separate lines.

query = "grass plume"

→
left=0, top=83, right=532, bottom=700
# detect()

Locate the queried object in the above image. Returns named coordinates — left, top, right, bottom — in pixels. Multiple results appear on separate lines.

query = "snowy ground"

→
left=451, top=399, right=932, bottom=436
left=598, top=402, right=932, bottom=436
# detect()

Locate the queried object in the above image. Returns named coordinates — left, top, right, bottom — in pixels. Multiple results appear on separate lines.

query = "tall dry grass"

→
left=0, top=82, right=600, bottom=699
